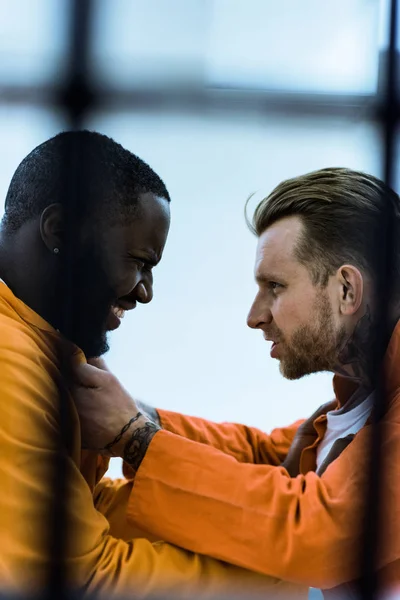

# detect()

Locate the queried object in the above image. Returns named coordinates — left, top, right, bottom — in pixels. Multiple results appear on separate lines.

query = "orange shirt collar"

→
left=0, top=281, right=57, bottom=333
left=0, top=281, right=85, bottom=362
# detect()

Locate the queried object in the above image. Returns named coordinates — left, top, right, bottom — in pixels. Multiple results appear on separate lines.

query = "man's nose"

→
left=136, top=281, right=153, bottom=304
left=247, top=298, right=272, bottom=329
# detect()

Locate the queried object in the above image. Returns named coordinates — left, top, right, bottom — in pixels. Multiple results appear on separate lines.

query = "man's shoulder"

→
left=0, top=290, right=62, bottom=362
left=0, top=296, right=65, bottom=405
left=0, top=299, right=52, bottom=363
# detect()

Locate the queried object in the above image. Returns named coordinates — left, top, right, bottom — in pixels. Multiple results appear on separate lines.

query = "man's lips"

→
left=270, top=341, right=281, bottom=358
left=263, top=335, right=279, bottom=344
left=263, top=336, right=281, bottom=358
left=106, top=301, right=137, bottom=332
left=106, top=308, right=123, bottom=332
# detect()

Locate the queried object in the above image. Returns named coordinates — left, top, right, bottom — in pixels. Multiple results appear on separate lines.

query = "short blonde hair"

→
left=248, top=167, right=400, bottom=289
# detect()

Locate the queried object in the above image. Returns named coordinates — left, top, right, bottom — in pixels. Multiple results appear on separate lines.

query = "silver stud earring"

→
left=53, top=247, right=60, bottom=254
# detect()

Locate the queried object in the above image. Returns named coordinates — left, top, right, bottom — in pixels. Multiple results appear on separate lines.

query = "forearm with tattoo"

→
left=103, top=412, right=144, bottom=455
left=102, top=412, right=160, bottom=471
left=122, top=419, right=160, bottom=471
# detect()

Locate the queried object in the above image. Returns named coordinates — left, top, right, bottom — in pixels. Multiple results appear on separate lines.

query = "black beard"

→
left=54, top=241, right=115, bottom=358
left=69, top=304, right=111, bottom=359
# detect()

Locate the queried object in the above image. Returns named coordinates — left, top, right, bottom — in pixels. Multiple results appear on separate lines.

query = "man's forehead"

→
left=137, top=192, right=170, bottom=218
left=254, top=216, right=303, bottom=276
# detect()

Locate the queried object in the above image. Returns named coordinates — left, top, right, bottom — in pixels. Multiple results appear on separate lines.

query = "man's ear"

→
left=336, top=264, right=364, bottom=316
left=40, top=204, right=63, bottom=254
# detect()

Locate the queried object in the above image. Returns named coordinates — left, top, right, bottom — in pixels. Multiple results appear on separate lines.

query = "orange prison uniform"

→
left=0, top=282, right=305, bottom=599
left=127, top=326, right=400, bottom=593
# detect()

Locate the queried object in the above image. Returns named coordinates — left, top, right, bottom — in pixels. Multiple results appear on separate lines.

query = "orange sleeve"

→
left=93, top=477, right=162, bottom=543
left=158, top=408, right=303, bottom=465
left=128, top=412, right=400, bottom=590
left=0, top=318, right=303, bottom=599
left=91, top=477, right=308, bottom=598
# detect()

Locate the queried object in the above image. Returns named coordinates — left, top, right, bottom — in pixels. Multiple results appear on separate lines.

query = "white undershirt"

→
left=316, top=392, right=374, bottom=473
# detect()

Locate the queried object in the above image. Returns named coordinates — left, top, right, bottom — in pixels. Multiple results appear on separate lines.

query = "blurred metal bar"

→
left=383, top=1, right=399, bottom=188
left=57, top=0, right=95, bottom=125
left=359, top=1, right=399, bottom=599
left=0, top=82, right=388, bottom=118
left=47, top=1, right=95, bottom=599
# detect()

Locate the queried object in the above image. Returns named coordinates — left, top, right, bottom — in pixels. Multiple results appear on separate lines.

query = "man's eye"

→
left=269, top=282, right=281, bottom=292
left=134, top=259, right=153, bottom=273
left=129, top=256, right=144, bottom=268
left=128, top=255, right=154, bottom=273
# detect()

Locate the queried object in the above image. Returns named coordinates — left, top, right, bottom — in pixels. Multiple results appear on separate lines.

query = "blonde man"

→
left=75, top=168, right=400, bottom=598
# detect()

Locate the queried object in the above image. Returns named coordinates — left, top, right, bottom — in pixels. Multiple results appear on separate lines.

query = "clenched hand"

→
left=71, top=359, right=160, bottom=471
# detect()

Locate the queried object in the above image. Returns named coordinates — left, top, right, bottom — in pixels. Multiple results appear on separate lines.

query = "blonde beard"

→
left=279, top=290, right=346, bottom=380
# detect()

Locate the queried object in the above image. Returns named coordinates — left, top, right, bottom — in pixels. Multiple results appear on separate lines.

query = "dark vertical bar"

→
left=359, top=1, right=398, bottom=598
left=383, top=0, right=398, bottom=189
left=60, top=0, right=95, bottom=129
left=47, top=1, right=95, bottom=598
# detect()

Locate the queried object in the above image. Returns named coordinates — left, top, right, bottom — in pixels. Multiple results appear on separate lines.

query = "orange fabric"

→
left=129, top=324, right=400, bottom=590
left=0, top=282, right=306, bottom=599
left=158, top=409, right=304, bottom=465
left=299, top=414, right=328, bottom=474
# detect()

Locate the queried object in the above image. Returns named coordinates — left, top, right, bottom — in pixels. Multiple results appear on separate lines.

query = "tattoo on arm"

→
left=123, top=419, right=160, bottom=472
left=103, top=412, right=143, bottom=455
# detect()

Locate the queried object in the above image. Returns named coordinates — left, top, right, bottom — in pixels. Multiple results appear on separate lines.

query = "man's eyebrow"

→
left=255, top=272, right=285, bottom=284
left=139, top=250, right=159, bottom=266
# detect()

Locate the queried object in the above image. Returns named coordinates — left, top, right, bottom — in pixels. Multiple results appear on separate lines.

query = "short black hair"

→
left=2, top=130, right=170, bottom=232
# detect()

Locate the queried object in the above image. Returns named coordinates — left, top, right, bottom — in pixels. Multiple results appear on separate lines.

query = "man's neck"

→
left=333, top=306, right=400, bottom=412
left=0, top=229, right=55, bottom=327
left=334, top=307, right=375, bottom=388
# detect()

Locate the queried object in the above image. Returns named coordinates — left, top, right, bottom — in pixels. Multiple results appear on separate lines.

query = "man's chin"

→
left=279, top=359, right=312, bottom=381
left=87, top=338, right=110, bottom=359
left=279, top=357, right=331, bottom=380
left=73, top=331, right=110, bottom=359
